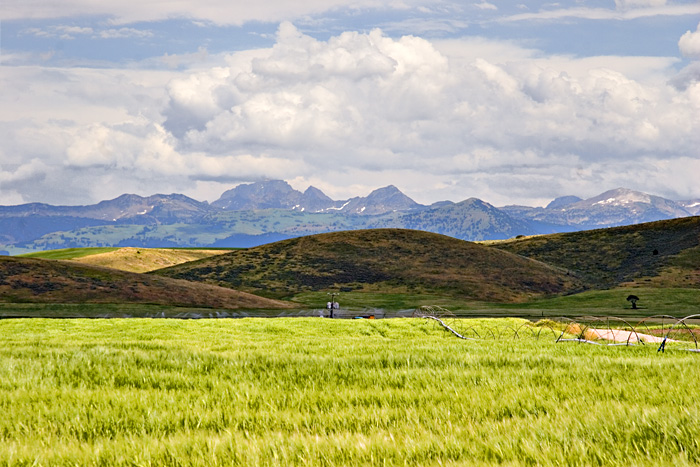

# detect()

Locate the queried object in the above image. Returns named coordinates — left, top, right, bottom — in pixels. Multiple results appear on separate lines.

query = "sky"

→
left=1, top=1, right=699, bottom=207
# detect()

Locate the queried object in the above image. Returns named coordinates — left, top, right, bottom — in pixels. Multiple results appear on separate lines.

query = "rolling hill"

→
left=491, top=216, right=700, bottom=289
left=0, top=256, right=291, bottom=309
left=154, top=229, right=585, bottom=302
left=22, top=247, right=232, bottom=273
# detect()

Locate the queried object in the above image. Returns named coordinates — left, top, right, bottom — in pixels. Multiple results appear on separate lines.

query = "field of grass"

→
left=0, top=318, right=698, bottom=466
left=291, top=290, right=461, bottom=310
left=2, top=286, right=697, bottom=320
left=66, top=247, right=231, bottom=273
left=470, top=287, right=700, bottom=318
left=19, top=247, right=119, bottom=260
left=0, top=303, right=299, bottom=319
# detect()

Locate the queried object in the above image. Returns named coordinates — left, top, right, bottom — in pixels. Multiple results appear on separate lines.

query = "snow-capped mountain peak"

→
left=591, top=188, right=651, bottom=207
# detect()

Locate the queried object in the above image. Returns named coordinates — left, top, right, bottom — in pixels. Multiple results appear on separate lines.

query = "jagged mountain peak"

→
left=459, top=197, right=492, bottom=206
left=367, top=185, right=400, bottom=195
left=303, top=186, right=328, bottom=197
left=211, top=181, right=423, bottom=215
left=297, top=186, right=334, bottom=212
left=364, top=185, right=416, bottom=203
left=211, top=180, right=301, bottom=210
left=338, top=185, right=423, bottom=215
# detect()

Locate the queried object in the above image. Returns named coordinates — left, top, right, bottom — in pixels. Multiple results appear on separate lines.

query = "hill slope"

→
left=0, top=257, right=291, bottom=309
left=23, top=247, right=232, bottom=273
left=491, top=216, right=700, bottom=289
left=155, top=229, right=584, bottom=302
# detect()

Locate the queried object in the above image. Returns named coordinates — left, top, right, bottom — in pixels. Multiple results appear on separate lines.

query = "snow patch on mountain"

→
left=593, top=190, right=651, bottom=206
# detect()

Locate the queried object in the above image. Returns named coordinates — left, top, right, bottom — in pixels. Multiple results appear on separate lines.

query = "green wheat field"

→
left=1, top=318, right=698, bottom=466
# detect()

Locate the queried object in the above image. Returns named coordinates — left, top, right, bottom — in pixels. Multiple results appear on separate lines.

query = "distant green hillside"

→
left=8, top=211, right=354, bottom=252
left=20, top=247, right=119, bottom=260
left=492, top=216, right=700, bottom=289
left=154, top=229, right=584, bottom=303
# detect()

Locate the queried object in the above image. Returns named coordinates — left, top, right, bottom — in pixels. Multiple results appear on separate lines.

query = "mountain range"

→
left=1, top=181, right=698, bottom=253
left=501, top=188, right=699, bottom=231
left=212, top=180, right=424, bottom=214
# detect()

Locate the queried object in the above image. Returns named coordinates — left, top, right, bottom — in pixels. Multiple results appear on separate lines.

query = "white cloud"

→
left=379, top=17, right=470, bottom=36
left=22, top=25, right=93, bottom=40
left=1, top=0, right=438, bottom=25
left=0, top=159, right=49, bottom=186
left=21, top=24, right=152, bottom=40
left=160, top=47, right=210, bottom=70
left=614, top=0, right=667, bottom=10
left=500, top=3, right=700, bottom=23
left=474, top=2, right=497, bottom=11
left=679, top=22, right=700, bottom=59
left=2, top=23, right=700, bottom=206
left=98, top=27, right=154, bottom=39
left=160, top=24, right=699, bottom=203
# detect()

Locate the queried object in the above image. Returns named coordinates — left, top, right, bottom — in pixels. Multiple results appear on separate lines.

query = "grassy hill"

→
left=20, top=247, right=120, bottom=260
left=0, top=256, right=291, bottom=310
left=22, top=247, right=232, bottom=273
left=155, top=229, right=585, bottom=303
left=491, top=216, right=700, bottom=289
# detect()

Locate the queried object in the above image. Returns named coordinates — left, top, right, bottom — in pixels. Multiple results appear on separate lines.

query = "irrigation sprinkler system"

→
left=412, top=306, right=700, bottom=353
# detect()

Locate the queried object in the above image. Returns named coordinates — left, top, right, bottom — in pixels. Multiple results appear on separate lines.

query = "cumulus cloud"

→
left=168, top=25, right=698, bottom=156
left=679, top=22, right=700, bottom=59
left=672, top=22, right=700, bottom=90
left=2, top=23, right=700, bottom=206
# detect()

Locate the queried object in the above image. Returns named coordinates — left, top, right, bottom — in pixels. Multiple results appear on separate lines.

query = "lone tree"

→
left=627, top=294, right=640, bottom=309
